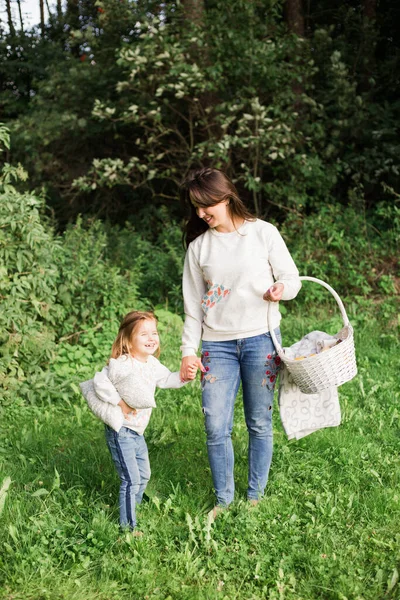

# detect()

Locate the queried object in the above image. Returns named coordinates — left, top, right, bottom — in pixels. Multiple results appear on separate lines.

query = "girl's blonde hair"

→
left=110, top=311, right=160, bottom=359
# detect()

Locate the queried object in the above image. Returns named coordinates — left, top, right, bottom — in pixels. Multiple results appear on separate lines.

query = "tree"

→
left=183, top=0, right=205, bottom=27
left=39, top=0, right=45, bottom=36
left=16, top=0, right=24, bottom=32
left=284, top=0, right=304, bottom=37
left=5, top=0, right=16, bottom=37
left=1, top=0, right=399, bottom=227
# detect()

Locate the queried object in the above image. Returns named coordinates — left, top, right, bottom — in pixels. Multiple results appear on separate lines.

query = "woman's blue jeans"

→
left=105, top=426, right=151, bottom=530
left=201, top=330, right=281, bottom=506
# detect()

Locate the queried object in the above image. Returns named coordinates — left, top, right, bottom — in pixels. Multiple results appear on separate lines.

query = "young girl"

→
left=91, top=310, right=195, bottom=534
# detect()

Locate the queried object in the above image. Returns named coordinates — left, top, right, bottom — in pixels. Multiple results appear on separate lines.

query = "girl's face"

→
left=192, top=200, right=231, bottom=232
left=129, top=319, right=159, bottom=362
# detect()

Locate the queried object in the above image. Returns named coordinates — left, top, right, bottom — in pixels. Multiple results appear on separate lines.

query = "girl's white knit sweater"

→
left=92, top=355, right=185, bottom=434
left=181, top=219, right=301, bottom=357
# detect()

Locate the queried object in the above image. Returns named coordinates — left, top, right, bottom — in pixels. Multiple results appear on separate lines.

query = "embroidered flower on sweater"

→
left=201, top=281, right=231, bottom=314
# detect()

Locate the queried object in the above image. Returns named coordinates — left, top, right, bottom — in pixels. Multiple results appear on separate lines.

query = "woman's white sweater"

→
left=181, top=219, right=301, bottom=357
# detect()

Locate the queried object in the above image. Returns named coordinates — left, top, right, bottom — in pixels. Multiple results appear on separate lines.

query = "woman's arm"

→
left=263, top=282, right=284, bottom=302
left=180, top=244, right=207, bottom=358
left=266, top=226, right=301, bottom=301
left=180, top=245, right=207, bottom=380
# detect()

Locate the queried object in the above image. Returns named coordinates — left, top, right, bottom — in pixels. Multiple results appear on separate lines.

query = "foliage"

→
left=0, top=127, right=141, bottom=405
left=0, top=128, right=61, bottom=403
left=105, top=207, right=186, bottom=313
left=281, top=202, right=399, bottom=307
left=1, top=0, right=398, bottom=231
left=56, top=217, right=141, bottom=338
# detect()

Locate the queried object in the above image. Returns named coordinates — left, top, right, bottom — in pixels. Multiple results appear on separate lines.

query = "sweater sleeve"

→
left=80, top=379, right=124, bottom=432
left=180, top=244, right=207, bottom=357
left=267, top=226, right=301, bottom=301
left=93, top=366, right=121, bottom=406
left=153, top=358, right=187, bottom=389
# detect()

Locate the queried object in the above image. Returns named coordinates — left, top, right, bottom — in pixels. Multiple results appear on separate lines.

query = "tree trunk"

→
left=39, top=0, right=45, bottom=36
left=66, top=0, right=80, bottom=57
left=183, top=0, right=205, bottom=28
left=363, top=0, right=377, bottom=21
left=6, top=0, right=16, bottom=37
left=360, top=0, right=377, bottom=92
left=284, top=0, right=305, bottom=106
left=44, top=0, right=55, bottom=27
left=17, top=0, right=24, bottom=32
left=284, top=0, right=304, bottom=37
left=57, top=0, right=62, bottom=21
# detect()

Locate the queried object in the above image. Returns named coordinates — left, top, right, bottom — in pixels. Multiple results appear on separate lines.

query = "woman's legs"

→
left=240, top=330, right=281, bottom=501
left=105, top=427, right=151, bottom=529
left=201, top=340, right=240, bottom=506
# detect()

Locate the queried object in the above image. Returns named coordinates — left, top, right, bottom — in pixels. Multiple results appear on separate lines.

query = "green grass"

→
left=1, top=312, right=399, bottom=600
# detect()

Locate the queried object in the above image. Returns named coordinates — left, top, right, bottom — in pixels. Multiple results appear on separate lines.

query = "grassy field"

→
left=1, top=310, right=399, bottom=600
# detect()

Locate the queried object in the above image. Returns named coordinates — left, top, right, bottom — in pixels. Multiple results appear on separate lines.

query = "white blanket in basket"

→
left=279, top=365, right=341, bottom=440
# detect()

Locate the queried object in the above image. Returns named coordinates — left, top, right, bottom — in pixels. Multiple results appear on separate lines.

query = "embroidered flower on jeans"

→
left=262, top=352, right=281, bottom=390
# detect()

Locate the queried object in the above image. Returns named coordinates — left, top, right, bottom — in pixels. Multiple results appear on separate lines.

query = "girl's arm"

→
left=153, top=358, right=191, bottom=389
left=93, top=366, right=121, bottom=406
left=93, top=368, right=133, bottom=418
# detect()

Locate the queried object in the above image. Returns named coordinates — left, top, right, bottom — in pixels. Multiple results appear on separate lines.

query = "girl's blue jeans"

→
left=201, top=330, right=281, bottom=506
left=105, top=426, right=151, bottom=530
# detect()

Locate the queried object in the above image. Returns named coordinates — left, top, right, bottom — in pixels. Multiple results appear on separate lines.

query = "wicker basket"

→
left=268, top=276, right=357, bottom=394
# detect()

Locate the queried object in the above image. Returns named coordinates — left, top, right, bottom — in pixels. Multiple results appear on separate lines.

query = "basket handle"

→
left=267, top=276, right=350, bottom=357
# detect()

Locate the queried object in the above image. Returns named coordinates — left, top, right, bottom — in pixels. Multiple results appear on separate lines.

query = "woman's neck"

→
left=215, top=216, right=245, bottom=233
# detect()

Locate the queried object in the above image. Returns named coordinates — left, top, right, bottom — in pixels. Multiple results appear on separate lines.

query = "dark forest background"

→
left=2, top=0, right=400, bottom=224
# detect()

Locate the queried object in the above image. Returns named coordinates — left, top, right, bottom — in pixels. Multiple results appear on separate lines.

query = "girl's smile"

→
left=130, top=319, right=160, bottom=362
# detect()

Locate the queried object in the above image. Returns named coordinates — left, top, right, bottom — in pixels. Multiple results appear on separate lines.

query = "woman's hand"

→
left=263, top=283, right=284, bottom=302
left=118, top=398, right=137, bottom=420
left=180, top=355, right=205, bottom=382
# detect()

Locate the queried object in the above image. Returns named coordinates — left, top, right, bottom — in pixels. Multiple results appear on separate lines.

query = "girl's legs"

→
left=201, top=340, right=240, bottom=507
left=105, top=427, right=151, bottom=529
left=240, top=330, right=281, bottom=501
left=134, top=435, right=151, bottom=505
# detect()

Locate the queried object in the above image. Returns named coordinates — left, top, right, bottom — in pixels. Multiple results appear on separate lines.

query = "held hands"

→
left=180, top=355, right=205, bottom=382
left=263, top=283, right=284, bottom=303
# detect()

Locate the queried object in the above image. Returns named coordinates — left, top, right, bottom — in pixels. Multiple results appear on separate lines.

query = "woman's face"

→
left=192, top=200, right=230, bottom=232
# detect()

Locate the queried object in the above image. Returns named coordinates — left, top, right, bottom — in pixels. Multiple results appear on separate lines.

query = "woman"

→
left=179, top=167, right=301, bottom=511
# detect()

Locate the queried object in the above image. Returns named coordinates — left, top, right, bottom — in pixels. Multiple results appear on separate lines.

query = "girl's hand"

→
left=263, top=283, right=284, bottom=302
left=118, top=398, right=137, bottom=420
left=180, top=356, right=205, bottom=382
left=186, top=363, right=198, bottom=381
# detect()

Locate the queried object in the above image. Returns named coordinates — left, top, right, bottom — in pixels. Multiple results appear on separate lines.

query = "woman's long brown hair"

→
left=181, top=168, right=255, bottom=247
left=110, top=311, right=160, bottom=359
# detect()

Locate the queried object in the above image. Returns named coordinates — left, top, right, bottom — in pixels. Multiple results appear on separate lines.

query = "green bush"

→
left=280, top=202, right=399, bottom=323
left=105, top=208, right=185, bottom=313
left=0, top=127, right=142, bottom=404
left=56, top=217, right=141, bottom=338
left=0, top=161, right=61, bottom=402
